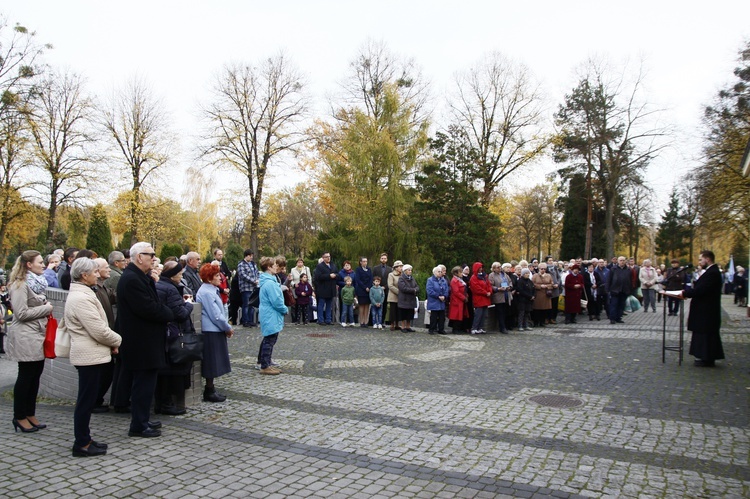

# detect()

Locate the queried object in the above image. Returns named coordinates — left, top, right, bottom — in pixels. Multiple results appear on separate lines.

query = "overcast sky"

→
left=4, top=1, right=750, bottom=210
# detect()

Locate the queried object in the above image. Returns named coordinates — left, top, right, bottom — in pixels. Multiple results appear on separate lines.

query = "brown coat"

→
left=532, top=272, right=553, bottom=310
left=6, top=281, right=54, bottom=362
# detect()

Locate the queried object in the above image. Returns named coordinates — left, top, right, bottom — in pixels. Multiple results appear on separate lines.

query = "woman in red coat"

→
left=468, top=262, right=492, bottom=334
left=564, top=264, right=585, bottom=324
left=448, top=266, right=469, bottom=333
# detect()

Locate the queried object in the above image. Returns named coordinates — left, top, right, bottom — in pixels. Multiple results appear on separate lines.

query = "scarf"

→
left=26, top=272, right=48, bottom=297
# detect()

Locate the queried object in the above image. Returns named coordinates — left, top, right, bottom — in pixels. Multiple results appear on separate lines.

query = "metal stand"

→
left=662, top=296, right=685, bottom=365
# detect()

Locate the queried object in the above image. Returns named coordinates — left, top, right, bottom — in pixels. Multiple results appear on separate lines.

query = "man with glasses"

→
left=313, top=252, right=339, bottom=325
left=103, top=251, right=127, bottom=295
left=116, top=242, right=174, bottom=438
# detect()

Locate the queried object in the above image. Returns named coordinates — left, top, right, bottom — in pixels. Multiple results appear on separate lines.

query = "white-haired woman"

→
left=639, top=259, right=658, bottom=313
left=66, top=258, right=122, bottom=457
left=489, top=262, right=512, bottom=334
left=426, top=266, right=449, bottom=335
left=6, top=250, right=54, bottom=433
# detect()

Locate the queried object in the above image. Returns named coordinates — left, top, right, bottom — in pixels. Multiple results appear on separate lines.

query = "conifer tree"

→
left=85, top=204, right=113, bottom=257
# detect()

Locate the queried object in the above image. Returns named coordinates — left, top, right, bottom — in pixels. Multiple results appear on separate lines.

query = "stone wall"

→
left=39, top=288, right=204, bottom=406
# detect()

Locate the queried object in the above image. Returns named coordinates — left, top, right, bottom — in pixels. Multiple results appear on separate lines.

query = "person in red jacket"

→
left=448, top=266, right=469, bottom=333
left=468, top=262, right=492, bottom=334
left=564, top=264, right=585, bottom=324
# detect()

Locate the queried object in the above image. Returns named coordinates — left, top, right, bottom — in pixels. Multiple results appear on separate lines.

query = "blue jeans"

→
left=371, top=305, right=383, bottom=325
left=341, top=303, right=354, bottom=323
left=318, top=297, right=334, bottom=324
left=241, top=290, right=256, bottom=326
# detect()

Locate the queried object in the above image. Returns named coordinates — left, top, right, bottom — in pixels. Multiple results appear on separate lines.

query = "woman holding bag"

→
left=6, top=250, right=54, bottom=433
left=155, top=261, right=196, bottom=415
left=66, top=258, right=122, bottom=457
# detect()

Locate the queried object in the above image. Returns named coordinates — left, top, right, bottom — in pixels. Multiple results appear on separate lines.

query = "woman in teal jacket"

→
left=258, top=256, right=287, bottom=375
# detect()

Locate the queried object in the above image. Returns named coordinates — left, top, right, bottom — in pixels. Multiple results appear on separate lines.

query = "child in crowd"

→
left=341, top=276, right=356, bottom=327
left=294, top=273, right=313, bottom=325
left=369, top=276, right=385, bottom=329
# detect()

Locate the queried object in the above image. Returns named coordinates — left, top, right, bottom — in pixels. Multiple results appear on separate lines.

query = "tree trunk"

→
left=605, top=193, right=616, bottom=258
left=46, top=182, right=59, bottom=249
left=130, top=181, right=140, bottom=246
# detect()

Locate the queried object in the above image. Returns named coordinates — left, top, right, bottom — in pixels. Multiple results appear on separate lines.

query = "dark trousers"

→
left=496, top=303, right=509, bottom=332
left=428, top=309, right=446, bottom=333
left=112, top=357, right=132, bottom=408
left=128, top=368, right=158, bottom=433
left=95, top=358, right=114, bottom=407
left=609, top=292, right=628, bottom=322
left=74, top=364, right=103, bottom=448
left=241, top=291, right=256, bottom=326
left=294, top=303, right=310, bottom=323
left=259, top=333, right=279, bottom=369
left=549, top=298, right=559, bottom=321
left=668, top=296, right=680, bottom=314
left=14, top=360, right=45, bottom=420
left=228, top=297, right=242, bottom=323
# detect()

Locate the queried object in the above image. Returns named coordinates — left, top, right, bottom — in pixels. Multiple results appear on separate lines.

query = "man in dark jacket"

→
left=313, top=252, right=339, bottom=325
left=117, top=242, right=174, bottom=438
left=682, top=250, right=725, bottom=367
left=664, top=259, right=684, bottom=316
left=607, top=256, right=631, bottom=324
left=183, top=252, right=202, bottom=296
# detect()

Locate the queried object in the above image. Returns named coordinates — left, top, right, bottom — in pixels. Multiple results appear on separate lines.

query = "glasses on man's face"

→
left=323, top=255, right=330, bottom=259
left=142, top=253, right=156, bottom=259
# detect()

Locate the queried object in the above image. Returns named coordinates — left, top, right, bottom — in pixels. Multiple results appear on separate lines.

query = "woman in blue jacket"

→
left=426, top=266, right=450, bottom=335
left=258, top=256, right=288, bottom=375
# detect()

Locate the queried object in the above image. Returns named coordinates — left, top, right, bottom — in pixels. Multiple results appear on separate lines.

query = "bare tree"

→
left=0, top=19, right=48, bottom=261
left=621, top=181, right=652, bottom=261
left=200, top=54, right=307, bottom=253
left=25, top=70, right=95, bottom=247
left=555, top=58, right=669, bottom=257
left=341, top=40, right=430, bottom=125
left=100, top=77, right=172, bottom=245
left=450, top=52, right=548, bottom=206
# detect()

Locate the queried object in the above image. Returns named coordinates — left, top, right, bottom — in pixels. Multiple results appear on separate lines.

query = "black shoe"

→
left=92, top=405, right=110, bottom=414
left=148, top=421, right=162, bottom=429
left=90, top=440, right=108, bottom=450
left=113, top=406, right=131, bottom=414
left=616, top=320, right=624, bottom=323
left=203, top=389, right=227, bottom=403
left=610, top=320, right=617, bottom=324
left=160, top=406, right=187, bottom=416
left=438, top=331, right=447, bottom=335
left=428, top=331, right=436, bottom=335
left=12, top=419, right=38, bottom=433
left=72, top=445, right=107, bottom=457
left=694, top=359, right=716, bottom=367
left=128, top=428, right=162, bottom=438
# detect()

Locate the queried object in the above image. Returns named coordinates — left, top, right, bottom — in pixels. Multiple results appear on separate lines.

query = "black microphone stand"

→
left=661, top=265, right=692, bottom=365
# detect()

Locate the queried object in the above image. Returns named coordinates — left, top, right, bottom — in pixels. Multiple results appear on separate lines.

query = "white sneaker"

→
left=478, top=329, right=486, bottom=334
left=373, top=325, right=378, bottom=329
left=341, top=322, right=347, bottom=327
left=349, top=323, right=356, bottom=327
left=470, top=330, right=478, bottom=335
left=379, top=324, right=383, bottom=329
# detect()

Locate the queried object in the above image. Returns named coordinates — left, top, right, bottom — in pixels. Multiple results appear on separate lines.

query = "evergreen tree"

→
left=655, top=190, right=688, bottom=260
left=559, top=173, right=587, bottom=259
left=85, top=204, right=113, bottom=257
left=159, top=243, right=184, bottom=262
left=413, top=129, right=500, bottom=267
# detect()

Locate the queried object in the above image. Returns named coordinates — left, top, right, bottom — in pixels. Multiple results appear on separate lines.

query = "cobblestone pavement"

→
left=1, top=296, right=748, bottom=498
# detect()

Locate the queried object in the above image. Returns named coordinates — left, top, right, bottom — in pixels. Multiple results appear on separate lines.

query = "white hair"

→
left=71, top=258, right=98, bottom=281
left=432, top=266, right=441, bottom=276
left=130, top=241, right=152, bottom=259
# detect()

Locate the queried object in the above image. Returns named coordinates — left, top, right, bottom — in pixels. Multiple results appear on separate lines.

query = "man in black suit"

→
left=117, top=242, right=174, bottom=437
left=681, top=250, right=725, bottom=367
left=607, top=256, right=632, bottom=324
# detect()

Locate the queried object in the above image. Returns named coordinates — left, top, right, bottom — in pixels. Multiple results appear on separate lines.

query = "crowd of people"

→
left=1, top=243, right=292, bottom=458
left=1, top=243, right=737, bottom=457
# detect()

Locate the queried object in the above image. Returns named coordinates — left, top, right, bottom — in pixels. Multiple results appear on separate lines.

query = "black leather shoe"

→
left=72, top=445, right=107, bottom=457
left=147, top=421, right=162, bottom=429
left=90, top=440, right=108, bottom=449
left=92, top=405, right=110, bottom=414
left=128, top=428, right=162, bottom=438
left=160, top=406, right=187, bottom=416
left=694, top=360, right=716, bottom=367
left=203, top=390, right=227, bottom=403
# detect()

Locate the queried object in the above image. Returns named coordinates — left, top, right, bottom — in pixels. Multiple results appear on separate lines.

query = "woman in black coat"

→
left=155, top=262, right=195, bottom=415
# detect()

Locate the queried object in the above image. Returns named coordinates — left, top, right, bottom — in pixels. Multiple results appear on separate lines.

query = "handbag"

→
left=284, top=287, right=296, bottom=307
left=54, top=320, right=71, bottom=358
left=580, top=286, right=589, bottom=308
left=248, top=288, right=260, bottom=308
left=44, top=314, right=57, bottom=359
left=168, top=332, right=203, bottom=364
